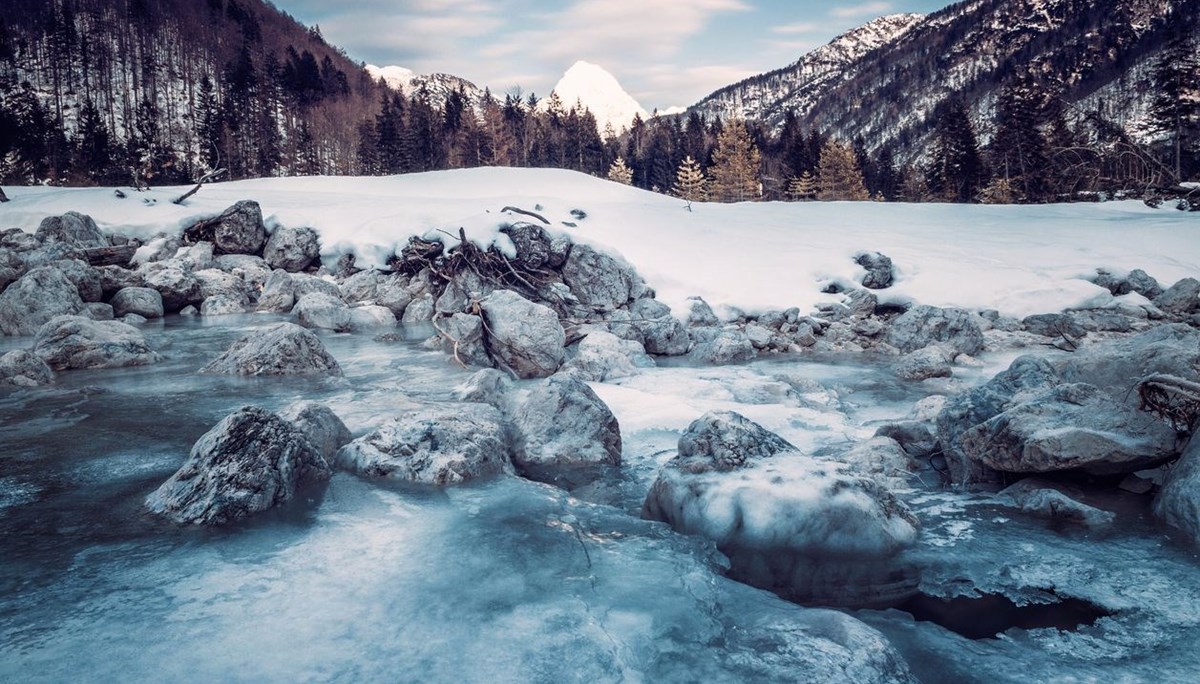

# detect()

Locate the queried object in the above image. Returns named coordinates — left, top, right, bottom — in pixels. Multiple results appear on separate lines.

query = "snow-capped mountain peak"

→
left=365, top=64, right=416, bottom=91
left=545, top=61, right=649, bottom=134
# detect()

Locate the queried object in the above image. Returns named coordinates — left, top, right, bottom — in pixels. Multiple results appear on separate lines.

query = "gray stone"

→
left=145, top=406, right=330, bottom=525
left=1154, top=277, right=1200, bottom=314
left=200, top=322, right=342, bottom=376
left=294, top=292, right=351, bottom=332
left=133, top=235, right=182, bottom=265
left=1126, top=269, right=1163, bottom=299
left=454, top=368, right=514, bottom=412
left=0, top=267, right=84, bottom=336
left=434, top=312, right=491, bottom=367
left=97, top=265, right=145, bottom=298
left=206, top=200, right=268, bottom=255
left=257, top=269, right=296, bottom=313
left=875, top=422, right=937, bottom=458
left=33, top=315, right=160, bottom=370
left=213, top=254, right=272, bottom=291
left=122, top=313, right=148, bottom=325
left=632, top=299, right=690, bottom=356
left=479, top=290, right=565, bottom=379
left=0, top=349, right=54, bottom=387
left=348, top=305, right=397, bottom=331
left=51, top=258, right=102, bottom=302
left=141, top=264, right=202, bottom=313
left=335, top=404, right=512, bottom=485
left=1155, top=436, right=1200, bottom=544
left=339, top=269, right=384, bottom=304
left=894, top=346, right=952, bottom=381
left=0, top=247, right=25, bottom=291
left=856, top=251, right=895, bottom=289
left=400, top=292, right=435, bottom=324
left=35, top=212, right=107, bottom=248
left=887, top=305, right=984, bottom=356
left=499, top=222, right=555, bottom=270
left=998, top=479, right=1115, bottom=529
left=111, top=287, right=164, bottom=319
left=374, top=276, right=412, bottom=316
left=279, top=402, right=352, bottom=463
left=561, top=243, right=644, bottom=311
left=684, top=296, right=720, bottom=327
left=688, top=329, right=756, bottom=365
left=511, top=373, right=621, bottom=487
left=174, top=242, right=215, bottom=272
left=845, top=288, right=878, bottom=317
left=562, top=328, right=652, bottom=381
left=839, top=436, right=914, bottom=488
left=263, top=226, right=320, bottom=272
left=200, top=294, right=247, bottom=316
left=82, top=302, right=114, bottom=321
left=1023, top=312, right=1088, bottom=339
left=194, top=268, right=251, bottom=303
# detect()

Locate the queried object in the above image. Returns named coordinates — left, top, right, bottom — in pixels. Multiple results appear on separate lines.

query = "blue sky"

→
left=274, top=0, right=950, bottom=110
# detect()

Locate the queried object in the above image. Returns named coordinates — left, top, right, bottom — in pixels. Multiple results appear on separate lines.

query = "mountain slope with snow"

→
left=545, top=61, right=649, bottom=133
left=366, top=64, right=484, bottom=108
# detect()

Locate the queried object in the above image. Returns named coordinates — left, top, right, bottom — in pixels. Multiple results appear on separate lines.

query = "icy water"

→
left=2, top=318, right=1200, bottom=683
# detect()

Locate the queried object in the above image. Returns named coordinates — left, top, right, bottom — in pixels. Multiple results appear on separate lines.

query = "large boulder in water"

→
left=0, top=266, right=84, bottom=336
left=279, top=402, right=352, bottom=462
left=140, top=264, right=202, bottom=313
left=1155, top=436, right=1200, bottom=544
left=32, top=315, right=160, bottom=370
left=262, top=226, right=320, bottom=272
left=511, top=373, right=622, bottom=488
left=335, top=403, right=512, bottom=485
left=145, top=406, right=331, bottom=525
left=0, top=349, right=54, bottom=387
left=200, top=322, right=342, bottom=376
left=34, top=212, right=108, bottom=249
left=51, top=258, right=103, bottom=302
left=479, top=289, right=564, bottom=379
left=110, top=287, right=164, bottom=319
left=886, top=305, right=984, bottom=356
left=643, top=411, right=921, bottom=608
left=561, top=328, right=653, bottom=381
left=561, top=243, right=644, bottom=311
left=293, top=292, right=351, bottom=332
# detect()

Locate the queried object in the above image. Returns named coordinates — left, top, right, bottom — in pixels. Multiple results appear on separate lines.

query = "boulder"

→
left=688, top=329, right=755, bottom=365
left=561, top=243, right=643, bottom=311
left=479, top=289, right=565, bottom=379
left=631, top=299, right=690, bottom=356
left=511, top=373, right=621, bottom=487
left=855, top=251, right=895, bottom=289
left=1154, top=277, right=1200, bottom=315
left=562, top=328, right=653, bottom=381
left=257, top=269, right=296, bottom=313
left=0, top=349, right=54, bottom=387
left=998, top=479, right=1115, bottom=529
left=1126, top=269, right=1163, bottom=300
left=684, top=297, right=720, bottom=327
left=1155, top=436, right=1200, bottom=544
left=97, top=265, right=145, bottom=298
left=844, top=288, right=878, bottom=317
left=132, top=235, right=182, bottom=265
left=145, top=406, right=330, bottom=525
left=374, top=276, right=412, bottom=316
left=454, top=368, right=514, bottom=412
left=262, top=226, right=320, bottom=272
left=32, top=315, right=160, bottom=370
left=838, top=437, right=914, bottom=488
left=348, top=305, right=397, bottom=331
left=205, top=200, right=268, bottom=255
left=1022, top=312, right=1088, bottom=339
left=110, top=287, right=164, bottom=319
left=887, top=305, right=984, bottom=356
left=0, top=266, right=84, bottom=335
left=200, top=294, right=247, bottom=316
left=82, top=302, right=114, bottom=321
left=141, top=264, right=202, bottom=312
left=213, top=254, right=272, bottom=291
left=200, top=322, right=342, bottom=376
left=433, top=312, right=491, bottom=367
left=340, top=269, right=384, bottom=304
left=51, top=258, right=102, bottom=302
left=875, top=422, right=937, bottom=459
left=279, top=402, right=352, bottom=462
left=401, top=292, right=435, bottom=324
left=643, top=411, right=920, bottom=608
left=335, top=403, right=512, bottom=485
left=34, top=212, right=107, bottom=248
left=293, top=292, right=351, bottom=332
left=894, top=346, right=952, bottom=381
left=194, top=268, right=251, bottom=303
left=499, top=222, right=555, bottom=270
left=174, top=242, right=216, bottom=271
left=0, top=247, right=25, bottom=291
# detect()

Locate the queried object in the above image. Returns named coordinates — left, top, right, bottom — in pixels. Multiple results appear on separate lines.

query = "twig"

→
left=172, top=168, right=227, bottom=205
left=500, top=206, right=550, bottom=225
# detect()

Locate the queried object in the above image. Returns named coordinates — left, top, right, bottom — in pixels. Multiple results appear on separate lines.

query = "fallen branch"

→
left=500, top=206, right=550, bottom=225
left=82, top=244, right=138, bottom=267
left=1138, top=374, right=1200, bottom=432
left=0, top=186, right=9, bottom=203
left=173, top=168, right=227, bottom=205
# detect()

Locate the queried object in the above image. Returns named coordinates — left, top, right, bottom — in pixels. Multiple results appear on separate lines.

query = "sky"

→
left=273, top=0, right=951, bottom=111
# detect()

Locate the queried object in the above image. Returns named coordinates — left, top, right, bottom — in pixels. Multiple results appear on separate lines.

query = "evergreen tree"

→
left=74, top=98, right=116, bottom=183
left=295, top=121, right=319, bottom=175
left=897, top=165, right=931, bottom=202
left=672, top=155, right=707, bottom=202
left=1149, top=23, right=1200, bottom=182
left=990, top=76, right=1051, bottom=202
left=927, top=100, right=984, bottom=202
left=195, top=74, right=222, bottom=170
left=607, top=156, right=632, bottom=185
left=709, top=119, right=761, bottom=202
left=787, top=171, right=817, bottom=200
left=817, top=139, right=869, bottom=201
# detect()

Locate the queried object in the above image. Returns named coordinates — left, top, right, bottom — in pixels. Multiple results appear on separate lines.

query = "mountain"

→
left=544, top=61, right=648, bottom=134
left=690, top=0, right=1195, bottom=159
left=365, top=64, right=484, bottom=109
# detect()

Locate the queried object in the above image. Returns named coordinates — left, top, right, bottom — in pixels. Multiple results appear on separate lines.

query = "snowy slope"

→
left=544, top=61, right=649, bottom=133
left=3, top=168, right=1197, bottom=318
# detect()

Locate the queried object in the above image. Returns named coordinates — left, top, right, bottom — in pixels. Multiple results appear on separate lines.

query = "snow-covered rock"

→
left=856, top=251, right=895, bottom=289
left=562, top=328, right=652, bottom=381
left=335, top=404, right=512, bottom=485
left=32, top=315, right=160, bottom=370
left=200, top=322, right=342, bottom=376
left=145, top=406, right=330, bottom=525
left=110, top=287, right=164, bottom=319
left=479, top=290, right=564, bottom=379
left=561, top=243, right=643, bottom=311
left=202, top=200, right=268, bottom=255
left=34, top=211, right=107, bottom=249
left=0, top=266, right=84, bottom=335
left=511, top=373, right=621, bottom=487
left=263, top=226, right=320, bottom=272
left=0, top=349, right=54, bottom=387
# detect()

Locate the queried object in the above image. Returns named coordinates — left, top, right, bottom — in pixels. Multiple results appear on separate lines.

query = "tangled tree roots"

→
left=1138, top=374, right=1200, bottom=432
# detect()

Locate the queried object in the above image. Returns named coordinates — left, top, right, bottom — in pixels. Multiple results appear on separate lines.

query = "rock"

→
left=262, top=226, right=320, bottom=272
left=1126, top=269, right=1163, bottom=299
left=0, top=349, right=54, bottom=387
left=998, top=479, right=1115, bottom=529
left=875, top=422, right=937, bottom=458
left=279, top=402, right=352, bottom=462
left=499, top=222, right=554, bottom=270
left=911, top=395, right=947, bottom=421
left=174, top=242, right=215, bottom=272
left=206, top=200, right=268, bottom=255
left=688, top=329, right=755, bottom=365
left=855, top=251, right=895, bottom=289
left=145, top=406, right=330, bottom=525
left=894, top=346, right=953, bottom=381
left=960, top=382, right=1178, bottom=476
left=511, top=373, right=621, bottom=487
left=200, top=322, right=342, bottom=376
left=1154, top=277, right=1200, bottom=314
left=374, top=276, right=412, bottom=316
left=1023, top=312, right=1088, bottom=339
left=51, top=258, right=102, bottom=302
left=96, top=265, right=144, bottom=298
left=110, top=287, right=164, bottom=319
left=179, top=306, right=198, bottom=317
left=845, top=288, right=878, bottom=317
left=0, top=247, right=25, bottom=291
left=294, top=292, right=352, bottom=332
left=257, top=269, right=296, bottom=313
left=200, top=294, right=247, bottom=316
left=562, top=329, right=653, bottom=381
left=1155, top=436, right=1200, bottom=544
left=132, top=235, right=182, bottom=265
left=32, top=315, right=160, bottom=370
left=433, top=313, right=491, bottom=367
left=0, top=267, right=84, bottom=336
left=744, top=323, right=775, bottom=350
left=400, top=292, right=435, bottom=324
left=141, top=264, right=202, bottom=313
left=34, top=212, right=107, bottom=248
left=122, top=313, right=148, bottom=325
left=643, top=411, right=920, bottom=608
left=213, top=254, right=272, bottom=291
left=560, top=243, right=643, bottom=311
left=82, top=302, right=114, bottom=321
left=339, top=269, right=384, bottom=304
left=335, top=404, right=512, bottom=485
left=1073, top=310, right=1136, bottom=333
left=684, top=297, right=720, bottom=327
left=194, top=268, right=251, bottom=303
left=792, top=322, right=818, bottom=347
left=348, top=305, right=397, bottom=331
left=479, top=290, right=565, bottom=379
left=632, top=299, right=690, bottom=356
left=887, top=305, right=984, bottom=356
left=839, top=437, right=914, bottom=488
left=454, top=368, right=514, bottom=412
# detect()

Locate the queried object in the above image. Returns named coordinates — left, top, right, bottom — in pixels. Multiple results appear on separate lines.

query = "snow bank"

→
left=3, top=168, right=1198, bottom=318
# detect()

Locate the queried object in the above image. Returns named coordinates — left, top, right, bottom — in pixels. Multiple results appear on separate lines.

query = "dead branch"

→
left=82, top=244, right=138, bottom=267
left=173, top=167, right=227, bottom=205
left=1138, top=374, right=1200, bottom=432
left=430, top=314, right=467, bottom=369
left=0, top=186, right=9, bottom=203
left=500, top=206, right=550, bottom=225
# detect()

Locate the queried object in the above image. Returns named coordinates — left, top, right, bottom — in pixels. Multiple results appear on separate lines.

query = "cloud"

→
left=771, top=22, right=822, bottom=35
left=829, top=1, right=894, bottom=19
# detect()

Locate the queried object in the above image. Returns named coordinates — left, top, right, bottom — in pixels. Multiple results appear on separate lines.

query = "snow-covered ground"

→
left=4, top=168, right=1197, bottom=319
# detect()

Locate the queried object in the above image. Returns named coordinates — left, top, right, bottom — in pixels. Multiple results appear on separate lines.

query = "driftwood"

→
left=173, top=168, right=227, bottom=205
left=500, top=206, right=550, bottom=225
left=1138, top=374, right=1200, bottom=432
left=82, top=244, right=138, bottom=267
left=0, top=186, right=8, bottom=203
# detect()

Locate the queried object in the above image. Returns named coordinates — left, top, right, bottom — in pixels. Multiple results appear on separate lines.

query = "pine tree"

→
left=990, top=76, right=1051, bottom=202
left=195, top=74, right=222, bottom=171
left=709, top=120, right=761, bottom=202
left=817, top=139, right=869, bottom=201
left=74, top=98, right=115, bottom=183
left=607, top=156, right=633, bottom=185
left=295, top=121, right=319, bottom=175
left=672, top=155, right=707, bottom=202
left=897, top=166, right=931, bottom=202
left=787, top=171, right=817, bottom=200
left=927, top=100, right=984, bottom=202
left=1149, top=23, right=1200, bottom=182
left=980, top=176, right=1016, bottom=204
